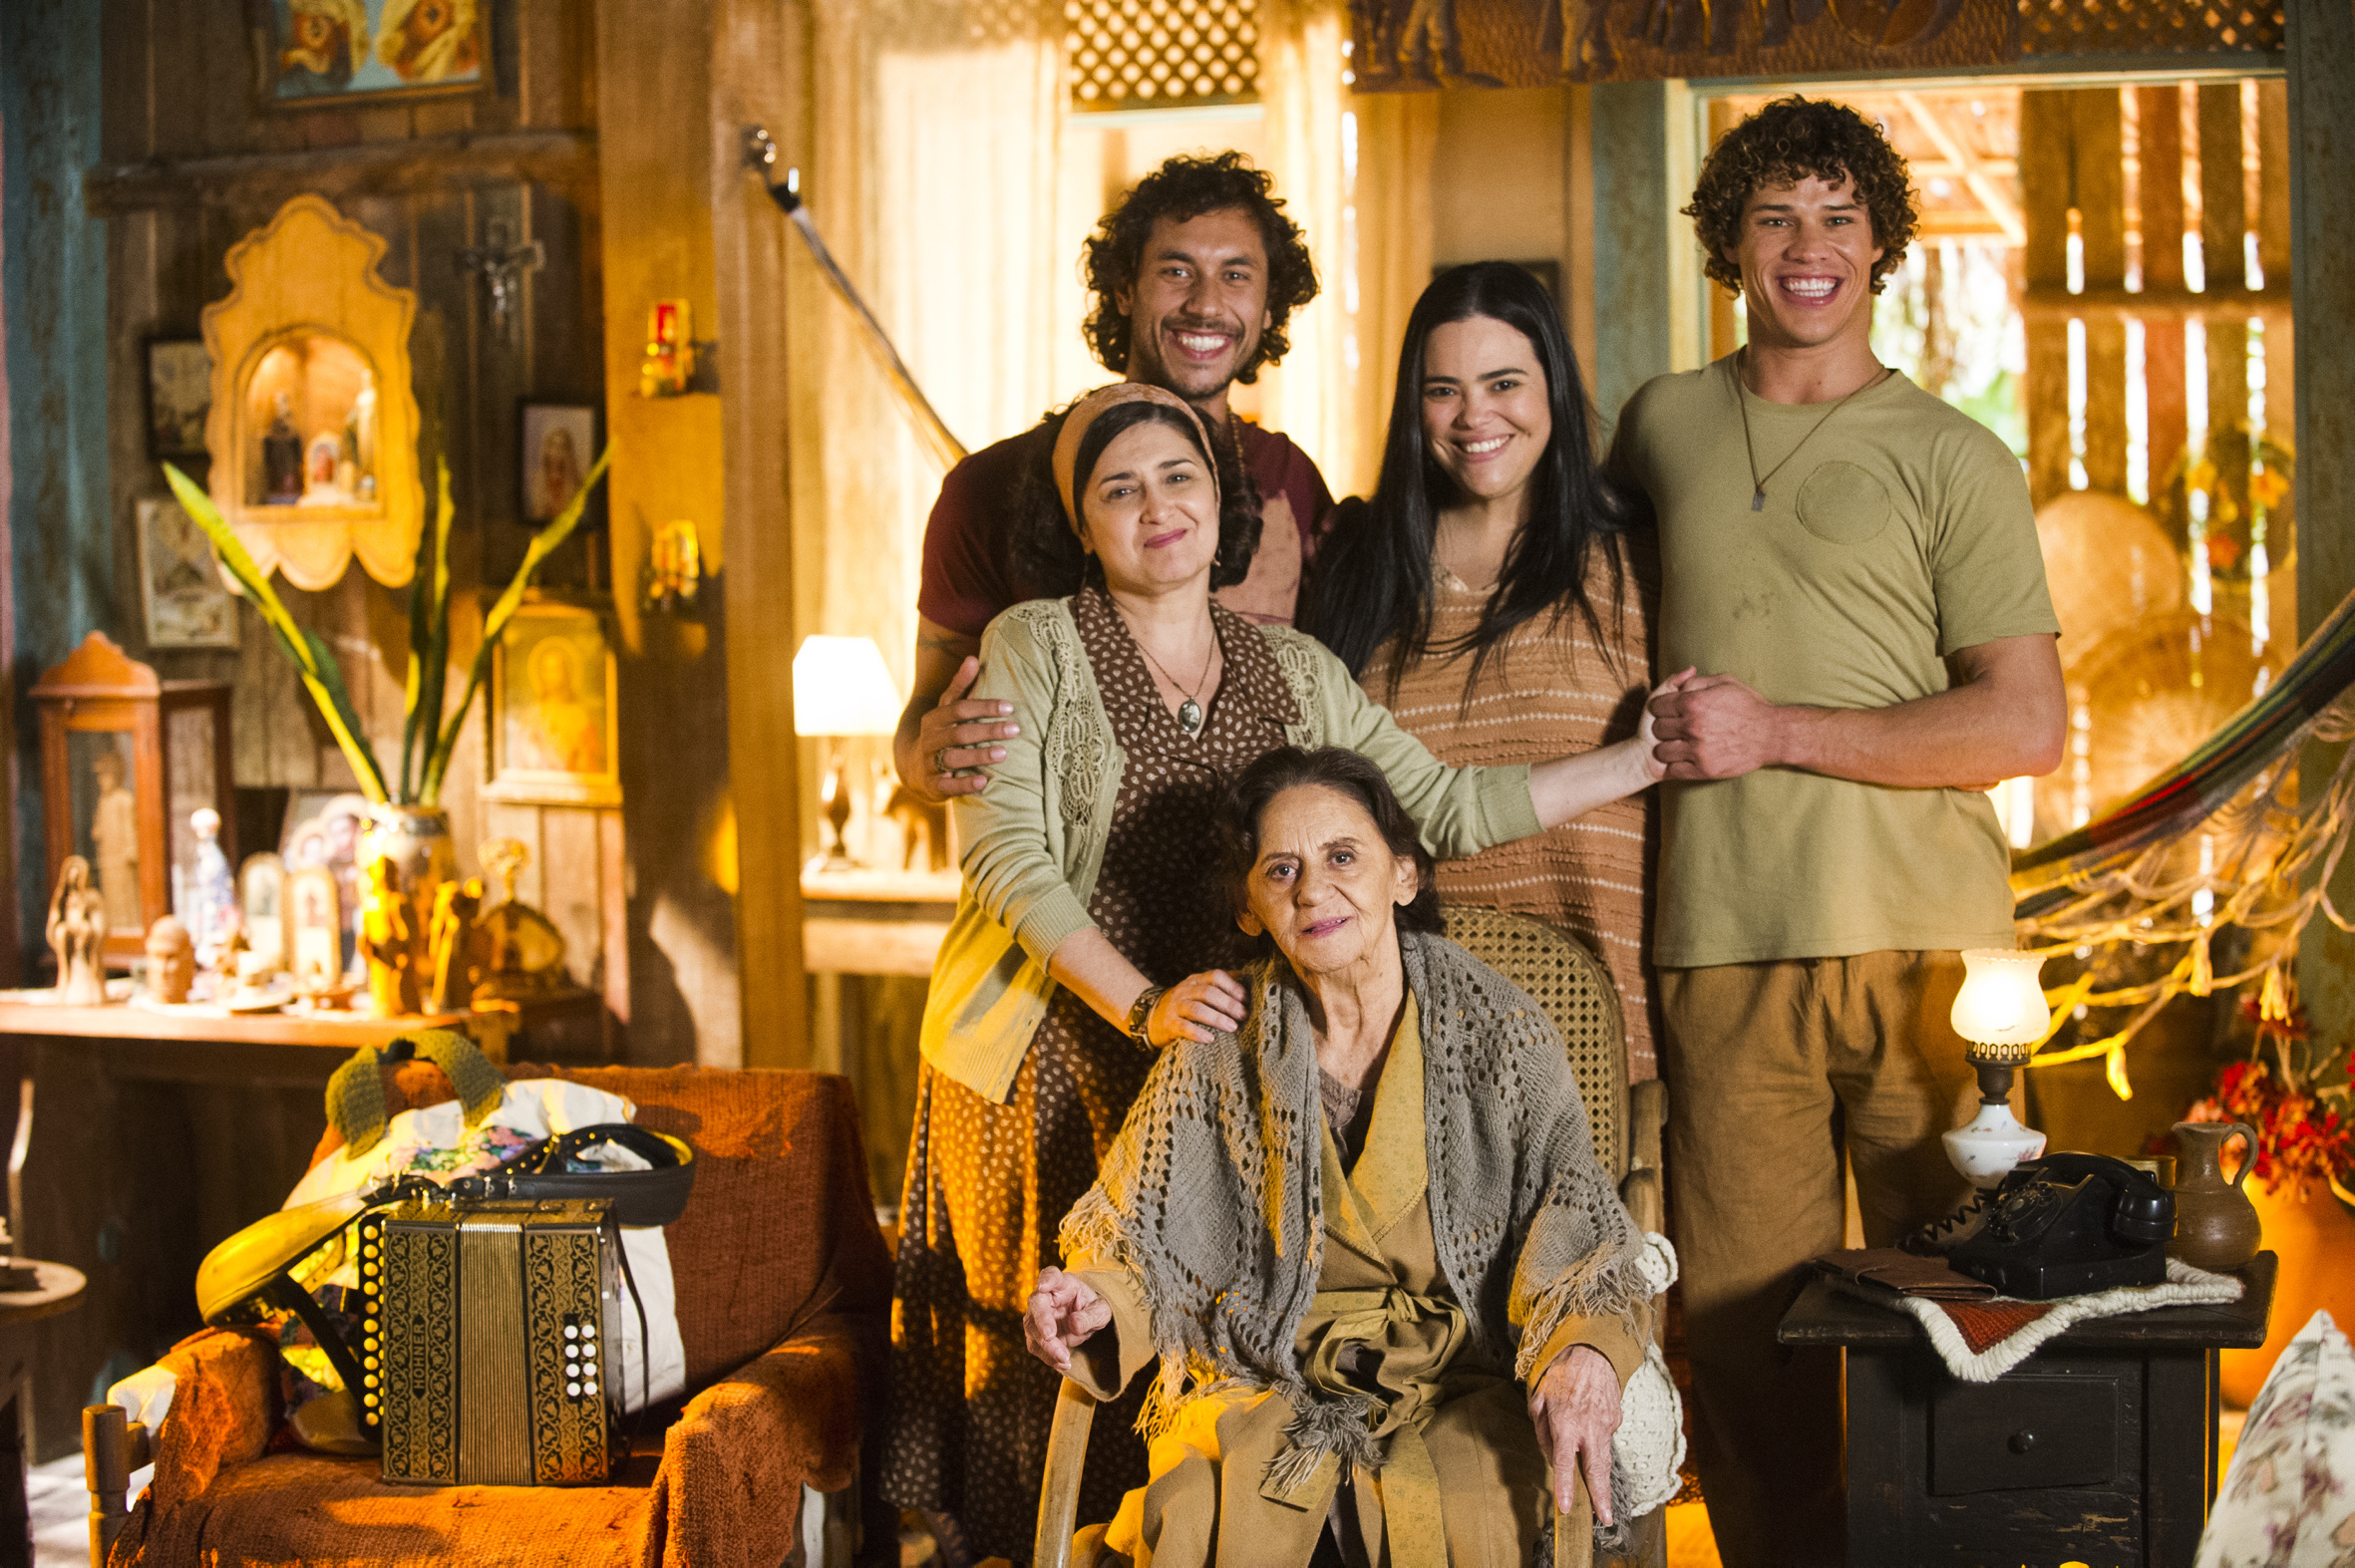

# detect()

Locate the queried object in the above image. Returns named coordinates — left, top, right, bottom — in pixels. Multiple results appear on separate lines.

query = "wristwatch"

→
left=1125, top=985, right=1168, bottom=1048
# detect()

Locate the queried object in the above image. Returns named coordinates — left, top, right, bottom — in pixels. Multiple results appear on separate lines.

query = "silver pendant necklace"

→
left=1124, top=612, right=1216, bottom=738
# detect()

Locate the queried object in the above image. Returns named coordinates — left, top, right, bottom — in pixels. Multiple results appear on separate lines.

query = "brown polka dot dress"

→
left=883, top=587, right=1299, bottom=1560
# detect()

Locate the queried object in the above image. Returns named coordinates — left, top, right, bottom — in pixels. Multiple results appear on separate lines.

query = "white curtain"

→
left=1256, top=0, right=1437, bottom=501
left=792, top=0, right=1065, bottom=698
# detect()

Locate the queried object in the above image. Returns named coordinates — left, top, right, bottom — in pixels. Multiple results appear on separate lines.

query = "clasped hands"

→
left=1024, top=1266, right=1624, bottom=1527
left=1644, top=668, right=1781, bottom=782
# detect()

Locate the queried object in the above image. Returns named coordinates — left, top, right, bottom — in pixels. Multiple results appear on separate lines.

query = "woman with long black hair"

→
left=1306, top=261, right=1665, bottom=1079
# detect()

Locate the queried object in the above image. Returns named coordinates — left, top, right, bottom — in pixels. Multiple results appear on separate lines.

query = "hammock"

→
left=2013, top=578, right=2355, bottom=918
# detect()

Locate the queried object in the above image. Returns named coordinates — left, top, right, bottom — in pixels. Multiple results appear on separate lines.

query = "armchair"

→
left=1030, top=907, right=1670, bottom=1568
left=85, top=1061, right=891, bottom=1568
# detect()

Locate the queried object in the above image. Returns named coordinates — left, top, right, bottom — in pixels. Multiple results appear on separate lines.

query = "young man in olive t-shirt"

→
left=1616, top=100, right=2065, bottom=1567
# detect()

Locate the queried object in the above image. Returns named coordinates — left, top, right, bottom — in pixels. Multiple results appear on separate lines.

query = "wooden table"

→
left=1778, top=1252, right=2275, bottom=1567
left=0, top=996, right=595, bottom=1469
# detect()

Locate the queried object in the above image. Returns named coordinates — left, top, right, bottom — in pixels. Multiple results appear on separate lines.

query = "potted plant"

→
left=162, top=452, right=610, bottom=987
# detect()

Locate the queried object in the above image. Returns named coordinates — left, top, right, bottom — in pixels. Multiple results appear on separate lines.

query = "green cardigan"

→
left=920, top=598, right=1543, bottom=1103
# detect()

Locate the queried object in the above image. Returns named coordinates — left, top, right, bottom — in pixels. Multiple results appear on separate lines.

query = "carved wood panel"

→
left=1346, top=0, right=2280, bottom=87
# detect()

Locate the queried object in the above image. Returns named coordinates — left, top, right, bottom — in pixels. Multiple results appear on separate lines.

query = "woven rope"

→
left=1440, top=905, right=1627, bottom=1181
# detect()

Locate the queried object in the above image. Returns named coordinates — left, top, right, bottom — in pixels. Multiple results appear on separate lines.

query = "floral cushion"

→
left=2197, top=1310, right=2355, bottom=1566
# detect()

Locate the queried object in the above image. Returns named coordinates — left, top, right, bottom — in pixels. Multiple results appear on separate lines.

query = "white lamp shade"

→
left=1950, top=948, right=2051, bottom=1047
left=792, top=635, right=903, bottom=738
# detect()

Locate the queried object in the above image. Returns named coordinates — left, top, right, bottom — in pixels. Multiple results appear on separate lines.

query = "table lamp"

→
left=1943, top=948, right=2052, bottom=1186
left=793, top=635, right=903, bottom=870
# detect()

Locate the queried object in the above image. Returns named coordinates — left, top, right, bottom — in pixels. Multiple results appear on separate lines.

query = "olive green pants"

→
left=1659, top=952, right=1987, bottom=1568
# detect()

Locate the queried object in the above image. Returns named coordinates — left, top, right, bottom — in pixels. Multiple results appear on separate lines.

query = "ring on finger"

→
left=934, top=747, right=953, bottom=775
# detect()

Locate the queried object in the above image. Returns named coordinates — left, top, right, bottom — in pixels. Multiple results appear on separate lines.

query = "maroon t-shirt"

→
left=915, top=418, right=1335, bottom=638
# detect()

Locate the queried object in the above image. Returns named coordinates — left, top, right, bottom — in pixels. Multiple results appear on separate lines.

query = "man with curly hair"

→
left=893, top=152, right=1333, bottom=808
left=1615, top=97, right=2066, bottom=1564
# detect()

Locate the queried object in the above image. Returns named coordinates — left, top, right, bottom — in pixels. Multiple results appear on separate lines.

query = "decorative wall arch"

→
left=200, top=194, right=422, bottom=590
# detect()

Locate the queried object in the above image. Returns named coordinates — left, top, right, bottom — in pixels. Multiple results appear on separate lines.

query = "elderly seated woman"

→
left=1025, top=746, right=1658, bottom=1568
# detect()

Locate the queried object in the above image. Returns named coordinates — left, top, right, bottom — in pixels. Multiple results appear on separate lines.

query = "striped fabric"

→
left=1363, top=541, right=1658, bottom=1078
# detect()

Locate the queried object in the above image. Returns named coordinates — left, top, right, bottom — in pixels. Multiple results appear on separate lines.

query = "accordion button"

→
left=564, top=1325, right=579, bottom=1340
left=584, top=1382, right=598, bottom=1397
left=567, top=1383, right=582, bottom=1398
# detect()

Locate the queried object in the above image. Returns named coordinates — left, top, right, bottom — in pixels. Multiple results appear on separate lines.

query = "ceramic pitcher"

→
left=2169, top=1119, right=2263, bottom=1272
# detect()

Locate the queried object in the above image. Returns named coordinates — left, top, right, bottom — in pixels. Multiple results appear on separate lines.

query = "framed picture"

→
left=287, top=865, right=345, bottom=992
left=146, top=338, right=212, bottom=460
left=518, top=402, right=600, bottom=526
left=138, top=496, right=240, bottom=650
left=261, top=0, right=491, bottom=109
left=486, top=600, right=621, bottom=807
left=240, top=852, right=288, bottom=974
left=280, top=788, right=372, bottom=965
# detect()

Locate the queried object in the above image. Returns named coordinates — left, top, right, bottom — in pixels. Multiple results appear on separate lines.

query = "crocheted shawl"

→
left=1060, top=928, right=1647, bottom=1479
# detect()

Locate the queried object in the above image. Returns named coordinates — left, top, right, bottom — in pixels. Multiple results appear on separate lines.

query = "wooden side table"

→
left=0, top=1261, right=85, bottom=1568
left=1777, top=1251, right=2274, bottom=1568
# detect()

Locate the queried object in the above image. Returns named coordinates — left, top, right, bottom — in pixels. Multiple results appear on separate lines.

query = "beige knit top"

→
left=1361, top=537, right=1659, bottom=1078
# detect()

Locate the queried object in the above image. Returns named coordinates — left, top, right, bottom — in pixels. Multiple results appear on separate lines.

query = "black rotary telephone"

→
left=1919, top=1152, right=2175, bottom=1301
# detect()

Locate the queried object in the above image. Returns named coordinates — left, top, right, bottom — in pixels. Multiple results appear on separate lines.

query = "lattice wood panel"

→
left=1066, top=0, right=1259, bottom=109
left=2017, top=0, right=2284, bottom=54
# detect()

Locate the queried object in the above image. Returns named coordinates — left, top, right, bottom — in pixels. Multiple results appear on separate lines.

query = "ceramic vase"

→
left=2168, top=1119, right=2263, bottom=1271
left=358, top=805, right=457, bottom=978
left=2220, top=1174, right=2355, bottom=1407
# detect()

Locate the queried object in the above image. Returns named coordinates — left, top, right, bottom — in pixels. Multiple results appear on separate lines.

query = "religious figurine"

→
left=884, top=782, right=953, bottom=874
left=357, top=855, right=420, bottom=1017
left=286, top=865, right=348, bottom=1003
left=208, top=923, right=250, bottom=1005
left=90, top=749, right=141, bottom=931
left=426, top=877, right=487, bottom=1014
left=187, top=808, right=237, bottom=967
left=143, top=915, right=194, bottom=1005
left=473, top=838, right=568, bottom=1003
left=262, top=391, right=304, bottom=504
left=46, top=857, right=109, bottom=1006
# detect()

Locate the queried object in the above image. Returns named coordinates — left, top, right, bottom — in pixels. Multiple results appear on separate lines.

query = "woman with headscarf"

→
left=882, top=382, right=1680, bottom=1560
left=1306, top=262, right=1662, bottom=1082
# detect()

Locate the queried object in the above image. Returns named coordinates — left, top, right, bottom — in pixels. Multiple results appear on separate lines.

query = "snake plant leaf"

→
left=400, top=458, right=456, bottom=802
left=162, top=464, right=389, bottom=803
left=418, top=448, right=611, bottom=803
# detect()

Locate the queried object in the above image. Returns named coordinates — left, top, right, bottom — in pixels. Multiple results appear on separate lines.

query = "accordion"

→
left=365, top=1194, right=624, bottom=1486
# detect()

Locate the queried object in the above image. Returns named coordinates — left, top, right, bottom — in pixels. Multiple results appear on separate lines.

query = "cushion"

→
left=2197, top=1310, right=2355, bottom=1566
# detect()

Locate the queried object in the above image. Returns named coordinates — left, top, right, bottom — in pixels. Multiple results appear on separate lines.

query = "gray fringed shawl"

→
left=1060, top=929, right=1647, bottom=1477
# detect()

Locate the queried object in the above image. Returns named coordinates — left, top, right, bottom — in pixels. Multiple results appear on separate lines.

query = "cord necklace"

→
left=1734, top=347, right=1891, bottom=513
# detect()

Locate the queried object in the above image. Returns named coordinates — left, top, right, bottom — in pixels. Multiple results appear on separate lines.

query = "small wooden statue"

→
left=426, top=877, right=488, bottom=1014
left=46, top=856, right=109, bottom=1006
left=357, top=856, right=421, bottom=1017
left=884, top=783, right=953, bottom=874
left=144, top=916, right=194, bottom=1005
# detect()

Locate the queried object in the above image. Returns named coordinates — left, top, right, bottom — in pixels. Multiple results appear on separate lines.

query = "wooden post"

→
left=2289, top=0, right=2355, bottom=1045
left=2198, top=83, right=2250, bottom=569
left=2019, top=90, right=2074, bottom=507
left=593, top=0, right=809, bottom=1069
left=710, top=0, right=812, bottom=1070
left=2140, top=84, right=2189, bottom=529
left=2255, top=82, right=2293, bottom=465
left=1590, top=83, right=1675, bottom=427
left=2075, top=89, right=2129, bottom=497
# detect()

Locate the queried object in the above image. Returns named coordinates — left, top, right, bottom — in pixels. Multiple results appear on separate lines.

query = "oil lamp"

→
left=1943, top=948, right=2052, bottom=1186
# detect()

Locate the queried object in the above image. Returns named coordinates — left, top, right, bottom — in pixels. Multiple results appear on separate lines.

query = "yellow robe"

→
left=1069, top=998, right=1647, bottom=1568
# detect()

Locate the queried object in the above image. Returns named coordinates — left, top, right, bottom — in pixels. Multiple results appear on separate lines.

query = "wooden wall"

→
left=85, top=0, right=671, bottom=1054
left=2019, top=81, right=2292, bottom=530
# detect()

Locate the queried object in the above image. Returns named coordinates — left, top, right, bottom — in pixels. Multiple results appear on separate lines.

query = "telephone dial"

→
left=1908, top=1151, right=2175, bottom=1300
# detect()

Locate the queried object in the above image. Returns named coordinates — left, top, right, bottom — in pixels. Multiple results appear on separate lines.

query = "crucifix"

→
left=455, top=220, right=545, bottom=345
